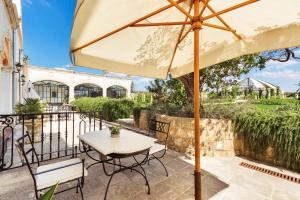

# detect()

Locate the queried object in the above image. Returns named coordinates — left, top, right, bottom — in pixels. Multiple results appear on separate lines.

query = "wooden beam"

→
left=131, top=21, right=191, bottom=27
left=203, top=0, right=242, bottom=39
left=201, top=0, right=259, bottom=21
left=202, top=22, right=234, bottom=32
left=179, top=26, right=192, bottom=43
left=166, top=1, right=193, bottom=75
left=166, top=0, right=193, bottom=20
left=72, top=0, right=187, bottom=52
left=199, top=0, right=209, bottom=18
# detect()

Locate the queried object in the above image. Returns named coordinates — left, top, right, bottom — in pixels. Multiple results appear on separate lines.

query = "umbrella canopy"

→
left=70, top=1, right=300, bottom=199
left=71, top=0, right=300, bottom=79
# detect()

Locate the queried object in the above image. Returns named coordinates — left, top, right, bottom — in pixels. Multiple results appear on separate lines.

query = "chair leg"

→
left=35, top=190, right=39, bottom=200
left=118, top=158, right=122, bottom=170
left=78, top=180, right=84, bottom=200
left=133, top=156, right=148, bottom=186
left=154, top=156, right=168, bottom=177
left=104, top=174, right=115, bottom=200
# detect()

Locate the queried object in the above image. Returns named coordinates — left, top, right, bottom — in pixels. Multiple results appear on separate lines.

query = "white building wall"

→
left=0, top=0, right=23, bottom=114
left=28, top=66, right=132, bottom=102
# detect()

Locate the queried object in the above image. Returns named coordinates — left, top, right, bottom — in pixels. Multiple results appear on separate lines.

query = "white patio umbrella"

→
left=70, top=0, right=300, bottom=199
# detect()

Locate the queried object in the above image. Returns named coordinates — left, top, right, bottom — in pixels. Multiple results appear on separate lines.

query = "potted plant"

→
left=15, top=98, right=44, bottom=143
left=109, top=125, right=122, bottom=138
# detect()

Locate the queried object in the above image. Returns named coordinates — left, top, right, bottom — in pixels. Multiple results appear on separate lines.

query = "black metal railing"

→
left=0, top=111, right=102, bottom=171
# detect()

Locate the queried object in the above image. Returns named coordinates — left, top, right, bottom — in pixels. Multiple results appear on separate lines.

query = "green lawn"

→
left=253, top=104, right=280, bottom=110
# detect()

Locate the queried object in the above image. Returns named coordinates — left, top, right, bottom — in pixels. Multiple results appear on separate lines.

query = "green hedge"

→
left=233, top=109, right=300, bottom=172
left=73, top=97, right=134, bottom=122
left=72, top=97, right=108, bottom=112
left=102, top=99, right=134, bottom=122
left=251, top=98, right=299, bottom=105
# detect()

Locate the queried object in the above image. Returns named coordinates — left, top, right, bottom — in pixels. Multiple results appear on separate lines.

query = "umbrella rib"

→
left=166, top=1, right=193, bottom=75
left=179, top=26, right=193, bottom=43
left=199, top=0, right=210, bottom=17
left=71, top=0, right=187, bottom=52
left=202, top=22, right=236, bottom=32
left=201, top=0, right=259, bottom=21
left=166, top=0, right=193, bottom=20
left=131, top=21, right=191, bottom=27
left=203, top=1, right=242, bottom=40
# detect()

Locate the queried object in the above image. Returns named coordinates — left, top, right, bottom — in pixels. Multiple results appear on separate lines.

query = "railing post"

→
left=65, top=112, right=68, bottom=156
left=50, top=114, right=53, bottom=159
left=99, top=112, right=102, bottom=130
left=41, top=114, right=44, bottom=161
left=31, top=115, right=35, bottom=163
left=57, top=113, right=61, bottom=158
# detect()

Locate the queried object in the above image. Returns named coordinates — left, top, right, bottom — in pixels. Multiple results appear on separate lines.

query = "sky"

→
left=22, top=0, right=300, bottom=92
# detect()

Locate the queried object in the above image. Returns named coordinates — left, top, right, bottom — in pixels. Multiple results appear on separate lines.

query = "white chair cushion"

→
left=150, top=143, right=166, bottom=155
left=35, top=158, right=88, bottom=190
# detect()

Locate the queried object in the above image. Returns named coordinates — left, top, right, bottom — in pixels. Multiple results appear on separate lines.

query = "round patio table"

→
left=78, top=129, right=156, bottom=200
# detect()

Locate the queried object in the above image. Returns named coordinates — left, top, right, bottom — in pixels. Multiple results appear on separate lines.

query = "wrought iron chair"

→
left=147, top=119, right=170, bottom=176
left=15, top=133, right=87, bottom=199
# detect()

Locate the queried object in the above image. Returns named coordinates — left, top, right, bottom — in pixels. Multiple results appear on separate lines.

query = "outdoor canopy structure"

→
left=70, top=0, right=300, bottom=199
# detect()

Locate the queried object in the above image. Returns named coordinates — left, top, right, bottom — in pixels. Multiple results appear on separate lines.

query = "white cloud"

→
left=104, top=72, right=129, bottom=78
left=254, top=70, right=300, bottom=79
left=266, top=59, right=299, bottom=69
left=22, top=0, right=51, bottom=7
left=133, top=77, right=154, bottom=84
left=23, top=0, right=32, bottom=6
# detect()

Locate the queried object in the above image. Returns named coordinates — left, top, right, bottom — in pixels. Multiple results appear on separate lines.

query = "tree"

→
left=178, top=53, right=266, bottom=98
left=178, top=47, right=300, bottom=99
left=146, top=79, right=166, bottom=101
left=146, top=78, right=188, bottom=106
left=296, top=82, right=300, bottom=93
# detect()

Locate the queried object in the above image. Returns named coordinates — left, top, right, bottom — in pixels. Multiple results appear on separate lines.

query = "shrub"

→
left=143, top=101, right=253, bottom=120
left=102, top=99, right=134, bottom=122
left=73, top=97, right=135, bottom=121
left=233, top=109, right=300, bottom=172
left=73, top=97, right=108, bottom=112
left=133, top=92, right=153, bottom=104
left=133, top=103, right=152, bottom=126
left=251, top=98, right=299, bottom=105
left=15, top=98, right=44, bottom=116
left=202, top=103, right=253, bottom=119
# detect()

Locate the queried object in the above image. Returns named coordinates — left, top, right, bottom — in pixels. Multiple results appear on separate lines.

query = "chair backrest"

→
left=148, top=119, right=170, bottom=146
left=15, top=133, right=40, bottom=179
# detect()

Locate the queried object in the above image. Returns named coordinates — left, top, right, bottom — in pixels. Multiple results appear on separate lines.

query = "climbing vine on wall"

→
left=233, top=109, right=300, bottom=172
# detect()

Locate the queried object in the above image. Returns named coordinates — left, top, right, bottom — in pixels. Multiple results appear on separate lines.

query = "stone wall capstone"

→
left=138, top=111, right=235, bottom=158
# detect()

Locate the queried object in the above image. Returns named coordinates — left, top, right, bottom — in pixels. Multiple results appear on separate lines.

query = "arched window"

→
left=107, top=85, right=126, bottom=99
left=74, top=83, right=103, bottom=98
left=33, top=80, right=69, bottom=104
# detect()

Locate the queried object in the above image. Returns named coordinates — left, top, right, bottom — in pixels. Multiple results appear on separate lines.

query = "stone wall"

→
left=233, top=134, right=275, bottom=164
left=138, top=110, right=295, bottom=171
left=138, top=111, right=235, bottom=157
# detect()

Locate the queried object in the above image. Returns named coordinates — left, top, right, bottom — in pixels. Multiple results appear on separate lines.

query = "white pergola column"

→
left=102, top=87, right=107, bottom=97
left=69, top=86, right=75, bottom=102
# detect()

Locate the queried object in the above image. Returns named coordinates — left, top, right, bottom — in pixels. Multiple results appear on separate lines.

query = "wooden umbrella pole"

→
left=193, top=0, right=201, bottom=200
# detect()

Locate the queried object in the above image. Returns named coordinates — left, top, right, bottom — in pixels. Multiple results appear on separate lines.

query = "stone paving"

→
left=1, top=150, right=300, bottom=200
